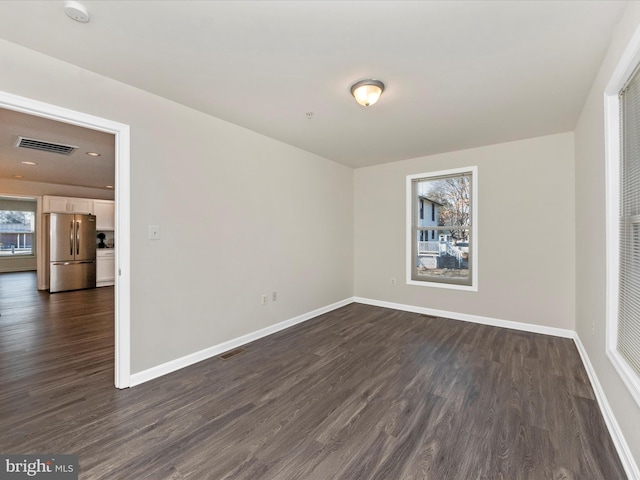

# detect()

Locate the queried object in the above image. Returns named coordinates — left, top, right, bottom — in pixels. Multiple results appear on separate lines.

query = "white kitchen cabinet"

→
left=43, top=196, right=69, bottom=213
left=93, top=200, right=115, bottom=230
left=96, top=250, right=115, bottom=287
left=68, top=198, right=93, bottom=213
left=43, top=195, right=93, bottom=214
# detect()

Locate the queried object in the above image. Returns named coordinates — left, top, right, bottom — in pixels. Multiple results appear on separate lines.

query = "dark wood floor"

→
left=0, top=271, right=627, bottom=479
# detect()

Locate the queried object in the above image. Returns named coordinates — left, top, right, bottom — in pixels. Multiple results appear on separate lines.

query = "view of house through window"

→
left=0, top=210, right=35, bottom=256
left=408, top=168, right=475, bottom=288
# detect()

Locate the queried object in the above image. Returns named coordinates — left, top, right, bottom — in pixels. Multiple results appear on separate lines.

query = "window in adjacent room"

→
left=605, top=31, right=640, bottom=407
left=0, top=197, right=36, bottom=257
left=407, top=166, right=477, bottom=290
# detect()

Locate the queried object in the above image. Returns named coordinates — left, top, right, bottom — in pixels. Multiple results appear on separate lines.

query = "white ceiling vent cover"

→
left=16, top=136, right=79, bottom=155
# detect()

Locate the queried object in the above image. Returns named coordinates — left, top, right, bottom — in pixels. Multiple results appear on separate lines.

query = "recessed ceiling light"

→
left=13, top=175, right=24, bottom=179
left=64, top=1, right=90, bottom=23
left=21, top=161, right=37, bottom=166
left=86, top=152, right=101, bottom=157
left=106, top=185, right=114, bottom=189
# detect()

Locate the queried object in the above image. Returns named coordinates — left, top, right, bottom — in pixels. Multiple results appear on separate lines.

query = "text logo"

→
left=0, top=455, right=77, bottom=479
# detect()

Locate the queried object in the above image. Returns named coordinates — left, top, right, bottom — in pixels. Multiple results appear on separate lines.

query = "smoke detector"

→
left=64, top=1, right=90, bottom=23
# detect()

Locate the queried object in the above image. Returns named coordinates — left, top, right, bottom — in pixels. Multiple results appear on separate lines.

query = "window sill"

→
left=406, top=278, right=478, bottom=291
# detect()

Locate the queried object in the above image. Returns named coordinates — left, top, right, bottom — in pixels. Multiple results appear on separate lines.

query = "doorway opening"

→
left=0, top=91, right=131, bottom=388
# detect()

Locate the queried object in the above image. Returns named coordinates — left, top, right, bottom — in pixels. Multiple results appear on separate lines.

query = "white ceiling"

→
left=0, top=0, right=628, bottom=170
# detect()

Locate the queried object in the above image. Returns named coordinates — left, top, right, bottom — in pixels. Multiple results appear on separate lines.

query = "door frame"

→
left=0, top=90, right=131, bottom=388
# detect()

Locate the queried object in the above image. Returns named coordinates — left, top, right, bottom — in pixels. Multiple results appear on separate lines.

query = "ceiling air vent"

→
left=16, top=136, right=78, bottom=155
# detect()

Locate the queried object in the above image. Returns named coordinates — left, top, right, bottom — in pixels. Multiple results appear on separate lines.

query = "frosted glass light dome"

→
left=350, top=79, right=385, bottom=107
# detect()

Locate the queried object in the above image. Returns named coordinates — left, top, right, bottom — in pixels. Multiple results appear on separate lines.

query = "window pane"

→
left=415, top=174, right=471, bottom=228
left=414, top=228, right=470, bottom=282
left=0, top=210, right=35, bottom=256
left=619, top=219, right=640, bottom=374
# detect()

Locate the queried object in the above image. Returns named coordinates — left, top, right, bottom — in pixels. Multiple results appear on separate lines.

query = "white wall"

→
left=0, top=39, right=354, bottom=374
left=354, top=132, right=575, bottom=331
left=0, top=253, right=35, bottom=273
left=575, top=1, right=640, bottom=465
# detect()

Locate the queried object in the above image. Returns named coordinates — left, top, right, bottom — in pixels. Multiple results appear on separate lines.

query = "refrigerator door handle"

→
left=70, top=221, right=74, bottom=255
left=76, top=221, right=80, bottom=255
left=52, top=260, right=94, bottom=266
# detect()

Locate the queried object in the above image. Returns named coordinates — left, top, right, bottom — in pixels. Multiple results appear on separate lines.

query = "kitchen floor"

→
left=0, top=271, right=114, bottom=459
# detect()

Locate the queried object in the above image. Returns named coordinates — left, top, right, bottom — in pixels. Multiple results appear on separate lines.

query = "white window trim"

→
left=406, top=166, right=478, bottom=291
left=604, top=23, right=640, bottom=408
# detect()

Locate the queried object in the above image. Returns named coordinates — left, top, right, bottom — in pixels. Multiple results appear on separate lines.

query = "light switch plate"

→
left=148, top=224, right=161, bottom=240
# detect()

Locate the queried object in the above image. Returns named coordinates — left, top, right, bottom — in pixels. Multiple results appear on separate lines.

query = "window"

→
left=407, top=166, right=477, bottom=290
left=605, top=29, right=640, bottom=407
left=0, top=210, right=35, bottom=256
left=619, top=66, right=640, bottom=379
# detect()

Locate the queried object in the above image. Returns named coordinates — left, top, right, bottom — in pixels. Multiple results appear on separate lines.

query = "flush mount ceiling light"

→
left=350, top=79, right=385, bottom=107
left=86, top=152, right=101, bottom=157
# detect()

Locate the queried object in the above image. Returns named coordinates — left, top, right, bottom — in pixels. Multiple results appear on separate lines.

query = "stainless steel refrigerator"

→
left=45, top=213, right=97, bottom=293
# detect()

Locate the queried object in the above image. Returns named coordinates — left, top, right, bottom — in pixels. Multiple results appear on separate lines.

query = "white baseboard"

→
left=129, top=297, right=354, bottom=387
left=353, top=297, right=575, bottom=338
left=573, top=334, right=640, bottom=480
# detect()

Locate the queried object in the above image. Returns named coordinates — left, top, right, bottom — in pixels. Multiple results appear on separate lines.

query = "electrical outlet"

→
left=272, top=291, right=277, bottom=301
left=148, top=224, right=161, bottom=240
left=261, top=294, right=268, bottom=305
left=391, top=277, right=397, bottom=286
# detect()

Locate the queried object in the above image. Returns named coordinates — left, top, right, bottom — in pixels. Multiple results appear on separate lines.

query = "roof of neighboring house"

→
left=419, top=196, right=444, bottom=207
